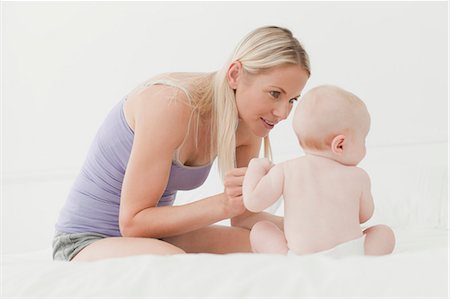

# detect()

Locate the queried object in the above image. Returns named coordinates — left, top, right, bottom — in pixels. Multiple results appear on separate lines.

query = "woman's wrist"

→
left=216, top=192, right=236, bottom=219
left=202, top=192, right=231, bottom=222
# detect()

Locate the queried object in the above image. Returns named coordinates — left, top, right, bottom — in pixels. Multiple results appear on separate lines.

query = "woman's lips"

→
left=261, top=117, right=275, bottom=129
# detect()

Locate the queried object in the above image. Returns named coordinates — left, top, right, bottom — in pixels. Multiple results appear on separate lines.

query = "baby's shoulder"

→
left=347, top=166, right=370, bottom=182
left=280, top=156, right=306, bottom=167
left=277, top=157, right=308, bottom=175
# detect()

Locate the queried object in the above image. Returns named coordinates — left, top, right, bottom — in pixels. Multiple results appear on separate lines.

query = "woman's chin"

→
left=241, top=120, right=272, bottom=138
left=251, top=127, right=270, bottom=138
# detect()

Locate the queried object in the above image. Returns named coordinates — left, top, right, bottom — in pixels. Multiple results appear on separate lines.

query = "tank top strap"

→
left=141, top=79, right=201, bottom=166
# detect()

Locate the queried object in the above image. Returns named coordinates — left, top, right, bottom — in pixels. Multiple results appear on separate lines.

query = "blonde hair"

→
left=132, top=26, right=311, bottom=180
left=213, top=26, right=311, bottom=179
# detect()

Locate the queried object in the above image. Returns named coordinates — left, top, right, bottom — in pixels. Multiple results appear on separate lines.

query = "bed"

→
left=2, top=142, right=448, bottom=297
left=1, top=228, right=447, bottom=297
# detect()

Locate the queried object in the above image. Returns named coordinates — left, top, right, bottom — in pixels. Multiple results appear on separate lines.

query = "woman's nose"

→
left=273, top=102, right=291, bottom=120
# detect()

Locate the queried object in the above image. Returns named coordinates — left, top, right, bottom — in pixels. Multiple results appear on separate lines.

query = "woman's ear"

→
left=331, top=135, right=346, bottom=154
left=226, top=61, right=242, bottom=90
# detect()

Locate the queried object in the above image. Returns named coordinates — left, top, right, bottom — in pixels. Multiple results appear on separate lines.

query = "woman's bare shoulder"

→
left=125, top=83, right=193, bottom=131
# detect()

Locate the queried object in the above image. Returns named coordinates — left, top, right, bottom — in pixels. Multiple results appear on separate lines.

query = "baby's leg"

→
left=363, top=224, right=396, bottom=255
left=250, top=220, right=288, bottom=254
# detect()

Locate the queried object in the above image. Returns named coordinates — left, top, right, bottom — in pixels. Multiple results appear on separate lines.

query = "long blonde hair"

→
left=212, top=26, right=311, bottom=179
left=133, top=26, right=311, bottom=180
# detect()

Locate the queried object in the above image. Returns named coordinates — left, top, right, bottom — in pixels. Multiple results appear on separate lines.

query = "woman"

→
left=53, top=26, right=311, bottom=261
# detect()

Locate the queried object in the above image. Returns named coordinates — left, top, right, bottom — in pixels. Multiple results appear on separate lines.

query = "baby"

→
left=243, top=85, right=395, bottom=257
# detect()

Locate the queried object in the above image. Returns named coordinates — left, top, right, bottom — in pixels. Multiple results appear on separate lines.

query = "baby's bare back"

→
left=282, top=155, right=364, bottom=254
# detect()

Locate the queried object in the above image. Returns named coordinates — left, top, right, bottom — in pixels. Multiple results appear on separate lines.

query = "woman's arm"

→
left=122, top=193, right=231, bottom=238
left=119, top=86, right=233, bottom=238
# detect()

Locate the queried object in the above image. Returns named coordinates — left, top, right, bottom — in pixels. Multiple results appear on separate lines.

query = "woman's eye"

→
left=270, top=91, right=281, bottom=98
left=289, top=98, right=298, bottom=104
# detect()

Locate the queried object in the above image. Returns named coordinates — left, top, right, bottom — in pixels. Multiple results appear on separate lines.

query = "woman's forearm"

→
left=120, top=193, right=228, bottom=238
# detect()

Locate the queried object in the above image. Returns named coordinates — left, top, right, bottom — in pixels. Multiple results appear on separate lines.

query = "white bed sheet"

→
left=2, top=228, right=448, bottom=298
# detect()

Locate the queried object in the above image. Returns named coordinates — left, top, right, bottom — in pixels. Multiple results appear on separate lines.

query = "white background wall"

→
left=2, top=2, right=448, bottom=253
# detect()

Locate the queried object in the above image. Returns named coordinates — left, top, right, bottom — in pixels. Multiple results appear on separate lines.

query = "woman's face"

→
left=231, top=63, right=309, bottom=137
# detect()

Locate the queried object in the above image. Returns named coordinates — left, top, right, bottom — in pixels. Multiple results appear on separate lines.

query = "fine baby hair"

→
left=293, top=84, right=370, bottom=166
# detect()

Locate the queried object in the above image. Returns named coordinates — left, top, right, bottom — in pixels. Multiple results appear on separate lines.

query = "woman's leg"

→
left=162, top=225, right=252, bottom=253
left=249, top=221, right=288, bottom=254
left=73, top=224, right=251, bottom=261
left=72, top=237, right=185, bottom=261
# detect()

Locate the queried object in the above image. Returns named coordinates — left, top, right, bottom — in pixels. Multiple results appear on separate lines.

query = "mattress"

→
left=2, top=228, right=448, bottom=297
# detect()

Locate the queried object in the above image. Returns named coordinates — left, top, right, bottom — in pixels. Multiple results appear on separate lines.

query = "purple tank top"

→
left=55, top=97, right=213, bottom=236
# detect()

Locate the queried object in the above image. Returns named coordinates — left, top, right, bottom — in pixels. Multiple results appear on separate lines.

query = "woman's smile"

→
left=260, top=117, right=275, bottom=129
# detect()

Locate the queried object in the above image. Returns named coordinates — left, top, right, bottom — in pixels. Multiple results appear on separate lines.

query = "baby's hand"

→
left=248, top=158, right=274, bottom=175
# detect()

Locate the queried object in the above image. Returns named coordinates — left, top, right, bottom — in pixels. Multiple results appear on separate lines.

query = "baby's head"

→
left=293, top=85, right=370, bottom=166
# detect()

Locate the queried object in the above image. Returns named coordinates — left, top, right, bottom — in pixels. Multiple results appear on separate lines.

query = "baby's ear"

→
left=331, top=135, right=346, bottom=155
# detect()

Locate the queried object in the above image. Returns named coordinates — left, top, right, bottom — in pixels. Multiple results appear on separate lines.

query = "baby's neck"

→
left=304, top=150, right=346, bottom=165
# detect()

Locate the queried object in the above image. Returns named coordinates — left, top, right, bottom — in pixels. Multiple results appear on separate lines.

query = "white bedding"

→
left=2, top=228, right=448, bottom=297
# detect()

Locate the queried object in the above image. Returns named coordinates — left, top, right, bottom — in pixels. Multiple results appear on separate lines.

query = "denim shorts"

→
left=52, top=231, right=109, bottom=261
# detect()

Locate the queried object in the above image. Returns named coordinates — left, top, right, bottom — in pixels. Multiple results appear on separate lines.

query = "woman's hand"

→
left=223, top=167, right=248, bottom=218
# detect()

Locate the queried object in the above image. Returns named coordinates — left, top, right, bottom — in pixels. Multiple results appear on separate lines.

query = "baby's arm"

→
left=243, top=158, right=284, bottom=213
left=359, top=169, right=374, bottom=224
left=358, top=169, right=396, bottom=255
